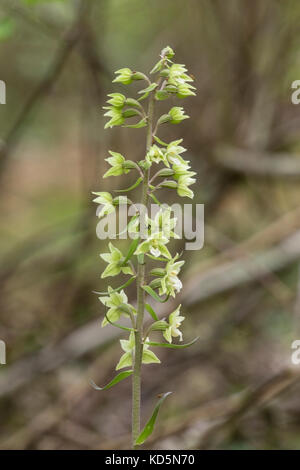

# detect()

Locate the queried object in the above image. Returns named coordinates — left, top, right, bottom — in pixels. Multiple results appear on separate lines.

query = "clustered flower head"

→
left=94, top=45, right=197, bottom=359
left=92, top=46, right=198, bottom=447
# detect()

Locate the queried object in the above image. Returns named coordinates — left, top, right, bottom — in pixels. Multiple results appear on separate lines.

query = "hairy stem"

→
left=132, top=91, right=155, bottom=448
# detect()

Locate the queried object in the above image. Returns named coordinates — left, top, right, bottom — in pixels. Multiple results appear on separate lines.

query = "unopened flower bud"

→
left=149, top=279, right=162, bottom=289
left=150, top=268, right=166, bottom=277
left=160, top=180, right=178, bottom=189
left=113, top=68, right=133, bottom=85
left=107, top=93, right=126, bottom=108
left=161, top=46, right=175, bottom=59
left=156, top=168, right=175, bottom=177
left=123, top=160, right=137, bottom=170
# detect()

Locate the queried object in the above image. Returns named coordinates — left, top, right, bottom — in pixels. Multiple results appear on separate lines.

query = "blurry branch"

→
left=0, top=352, right=115, bottom=450
left=2, top=224, right=300, bottom=398
left=146, top=367, right=300, bottom=450
left=0, top=0, right=92, bottom=177
left=0, top=0, right=62, bottom=38
left=197, top=368, right=300, bottom=449
left=183, top=228, right=300, bottom=307
left=0, top=317, right=120, bottom=399
left=0, top=214, right=87, bottom=287
left=80, top=26, right=111, bottom=92
left=214, top=146, right=300, bottom=178
left=0, top=33, right=78, bottom=175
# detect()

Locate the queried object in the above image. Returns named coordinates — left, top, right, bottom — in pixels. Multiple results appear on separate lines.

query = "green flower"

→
left=135, top=231, right=171, bottom=259
left=165, top=139, right=187, bottom=165
left=146, top=145, right=168, bottom=166
left=92, top=192, right=115, bottom=218
left=150, top=208, right=178, bottom=240
left=106, top=93, right=126, bottom=108
left=163, top=305, right=185, bottom=343
left=103, top=106, right=124, bottom=129
left=100, top=242, right=134, bottom=278
left=177, top=174, right=196, bottom=199
left=99, top=287, right=136, bottom=327
left=116, top=331, right=161, bottom=370
left=167, top=64, right=193, bottom=85
left=168, top=106, right=189, bottom=124
left=166, top=63, right=194, bottom=96
left=176, top=82, right=196, bottom=99
left=161, top=46, right=175, bottom=59
left=113, top=68, right=134, bottom=85
left=159, top=254, right=185, bottom=297
left=103, top=151, right=129, bottom=178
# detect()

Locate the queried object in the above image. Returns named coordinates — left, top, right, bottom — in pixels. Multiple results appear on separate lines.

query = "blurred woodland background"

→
left=1, top=0, right=300, bottom=450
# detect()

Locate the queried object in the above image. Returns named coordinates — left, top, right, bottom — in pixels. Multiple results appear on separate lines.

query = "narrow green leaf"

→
left=149, top=193, right=162, bottom=206
left=138, top=83, right=158, bottom=101
left=115, top=177, right=143, bottom=193
left=122, top=238, right=140, bottom=265
left=115, top=215, right=138, bottom=237
left=90, top=370, right=133, bottom=391
left=153, top=135, right=168, bottom=146
left=93, top=276, right=136, bottom=295
left=135, top=392, right=172, bottom=446
left=145, top=337, right=199, bottom=349
left=145, top=303, right=159, bottom=321
left=142, top=285, right=169, bottom=303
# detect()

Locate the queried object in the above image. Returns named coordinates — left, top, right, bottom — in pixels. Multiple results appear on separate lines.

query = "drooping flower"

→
left=100, top=242, right=134, bottom=278
left=146, top=145, right=168, bottom=166
left=167, top=64, right=193, bottom=86
left=163, top=305, right=185, bottom=343
left=165, top=139, right=187, bottom=165
left=159, top=254, right=185, bottom=297
left=106, top=93, right=126, bottom=108
left=116, top=331, right=160, bottom=370
left=113, top=68, right=134, bottom=85
left=99, top=287, right=136, bottom=327
left=176, top=82, right=196, bottom=99
left=103, top=151, right=129, bottom=178
left=168, top=106, right=189, bottom=124
left=149, top=208, right=179, bottom=240
left=176, top=174, right=196, bottom=199
left=103, top=106, right=124, bottom=129
left=92, top=192, right=115, bottom=218
left=165, top=63, right=195, bottom=99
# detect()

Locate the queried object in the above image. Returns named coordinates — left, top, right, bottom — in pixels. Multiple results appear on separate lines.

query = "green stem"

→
left=132, top=91, right=155, bottom=449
